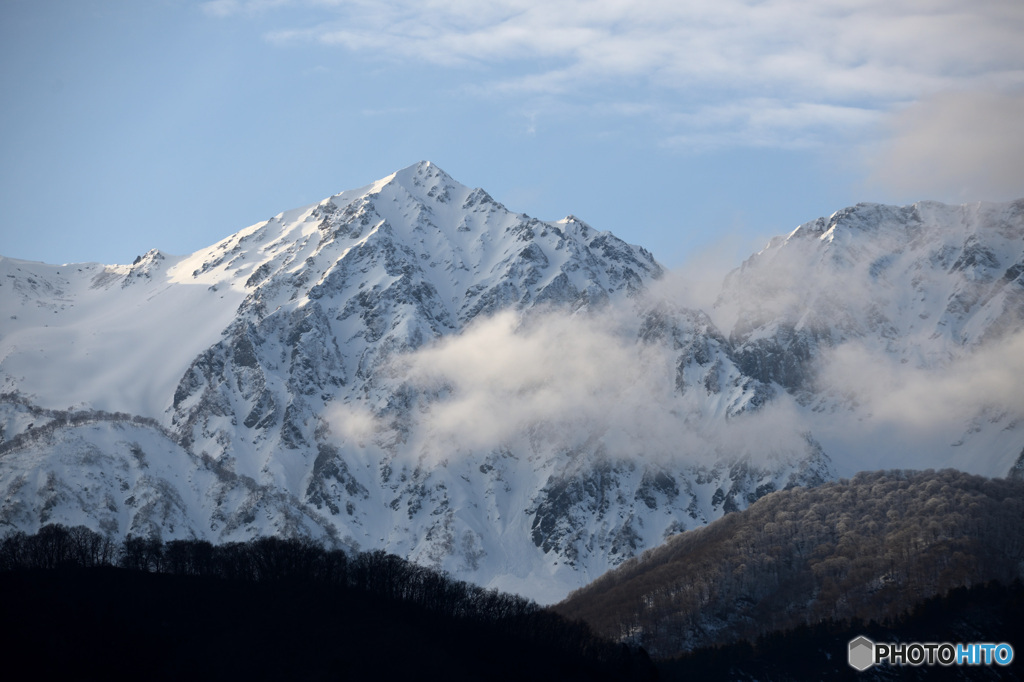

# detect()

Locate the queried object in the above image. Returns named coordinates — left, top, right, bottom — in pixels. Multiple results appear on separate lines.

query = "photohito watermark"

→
left=848, top=636, right=1014, bottom=671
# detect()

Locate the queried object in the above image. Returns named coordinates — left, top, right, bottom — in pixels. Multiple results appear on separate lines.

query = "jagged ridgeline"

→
left=554, top=469, right=1024, bottom=658
left=1, top=162, right=1022, bottom=603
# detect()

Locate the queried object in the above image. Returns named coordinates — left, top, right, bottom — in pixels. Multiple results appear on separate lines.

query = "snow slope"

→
left=0, top=251, right=246, bottom=417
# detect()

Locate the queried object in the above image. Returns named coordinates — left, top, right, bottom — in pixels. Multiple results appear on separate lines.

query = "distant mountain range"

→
left=2, top=161, right=1022, bottom=602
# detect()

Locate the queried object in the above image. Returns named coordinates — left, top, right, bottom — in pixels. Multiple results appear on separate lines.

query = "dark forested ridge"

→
left=0, top=527, right=654, bottom=681
left=661, top=580, right=1024, bottom=681
left=5, top=469, right=1021, bottom=679
left=555, top=469, right=1024, bottom=658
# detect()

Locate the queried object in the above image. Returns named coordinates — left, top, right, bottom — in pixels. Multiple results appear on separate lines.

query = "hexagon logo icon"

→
left=848, top=636, right=875, bottom=671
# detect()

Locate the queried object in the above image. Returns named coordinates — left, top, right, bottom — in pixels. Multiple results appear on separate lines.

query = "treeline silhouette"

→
left=556, top=469, right=1024, bottom=657
left=660, top=580, right=1024, bottom=681
left=0, top=525, right=654, bottom=681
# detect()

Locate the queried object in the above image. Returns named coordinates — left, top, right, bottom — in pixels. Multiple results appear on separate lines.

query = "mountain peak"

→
left=392, top=159, right=443, bottom=177
left=385, top=160, right=457, bottom=195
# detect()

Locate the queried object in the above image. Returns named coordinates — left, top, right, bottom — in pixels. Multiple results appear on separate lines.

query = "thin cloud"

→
left=816, top=332, right=1024, bottom=431
left=389, top=309, right=665, bottom=452
left=200, top=0, right=243, bottom=18
left=663, top=99, right=881, bottom=151
left=372, top=303, right=817, bottom=470
left=201, top=0, right=293, bottom=18
left=865, top=90, right=1024, bottom=202
left=245, top=0, right=1024, bottom=148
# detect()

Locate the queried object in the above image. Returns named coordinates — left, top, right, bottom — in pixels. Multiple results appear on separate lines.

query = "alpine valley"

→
left=2, top=162, right=1022, bottom=603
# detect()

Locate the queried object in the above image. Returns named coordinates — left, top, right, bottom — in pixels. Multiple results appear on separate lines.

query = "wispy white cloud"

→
left=261, top=2, right=1024, bottom=93
left=663, top=99, right=881, bottom=150
left=379, top=305, right=816, bottom=469
left=390, top=310, right=665, bottom=452
left=212, top=1, right=1024, bottom=150
left=865, top=90, right=1024, bottom=202
left=816, top=332, right=1024, bottom=431
left=200, top=0, right=294, bottom=18
left=200, top=0, right=242, bottom=18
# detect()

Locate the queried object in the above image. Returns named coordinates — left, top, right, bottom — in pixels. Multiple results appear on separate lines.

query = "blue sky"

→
left=2, top=0, right=1022, bottom=269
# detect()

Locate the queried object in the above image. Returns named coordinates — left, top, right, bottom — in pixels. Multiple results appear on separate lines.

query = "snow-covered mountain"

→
left=719, top=200, right=1024, bottom=476
left=1, top=163, right=1021, bottom=602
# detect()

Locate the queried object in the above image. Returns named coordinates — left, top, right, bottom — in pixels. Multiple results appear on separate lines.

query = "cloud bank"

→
left=366, top=302, right=816, bottom=470
left=816, top=331, right=1024, bottom=432
left=389, top=309, right=684, bottom=457
left=383, top=304, right=1024, bottom=475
